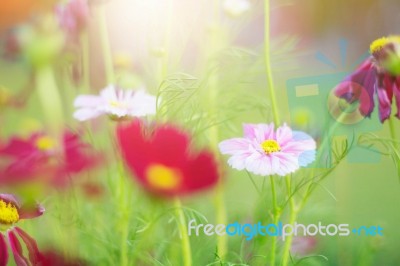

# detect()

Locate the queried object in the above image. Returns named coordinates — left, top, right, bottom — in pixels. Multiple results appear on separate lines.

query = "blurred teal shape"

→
left=286, top=72, right=383, bottom=167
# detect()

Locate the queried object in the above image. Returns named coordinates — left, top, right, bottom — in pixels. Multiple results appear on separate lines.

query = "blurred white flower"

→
left=73, top=85, right=157, bottom=121
left=223, top=0, right=251, bottom=17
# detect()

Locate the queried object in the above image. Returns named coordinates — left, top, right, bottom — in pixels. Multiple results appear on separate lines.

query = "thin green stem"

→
left=269, top=175, right=279, bottom=266
left=174, top=197, right=192, bottom=266
left=299, top=107, right=350, bottom=209
left=389, top=116, right=399, bottom=151
left=281, top=175, right=298, bottom=266
left=80, top=31, right=91, bottom=92
left=206, top=0, right=228, bottom=260
left=117, top=161, right=130, bottom=266
left=215, top=180, right=228, bottom=258
left=35, top=65, right=63, bottom=140
left=97, top=4, right=114, bottom=84
left=264, top=0, right=280, bottom=126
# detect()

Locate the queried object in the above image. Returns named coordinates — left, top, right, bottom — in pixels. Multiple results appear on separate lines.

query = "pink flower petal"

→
left=18, top=202, right=45, bottom=220
left=14, top=227, right=41, bottom=265
left=276, top=124, right=292, bottom=146
left=377, top=87, right=392, bottom=122
left=0, top=233, right=8, bottom=266
left=7, top=230, right=29, bottom=266
left=218, top=138, right=251, bottom=155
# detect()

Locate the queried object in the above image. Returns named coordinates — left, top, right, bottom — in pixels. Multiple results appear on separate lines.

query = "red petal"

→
left=0, top=138, right=36, bottom=157
left=181, top=151, right=219, bottom=193
left=0, top=194, right=21, bottom=208
left=117, top=119, right=152, bottom=179
left=335, top=59, right=376, bottom=117
left=117, top=119, right=220, bottom=197
left=14, top=227, right=41, bottom=265
left=18, top=202, right=45, bottom=220
left=0, top=233, right=9, bottom=266
left=7, top=229, right=29, bottom=266
left=394, top=77, right=400, bottom=119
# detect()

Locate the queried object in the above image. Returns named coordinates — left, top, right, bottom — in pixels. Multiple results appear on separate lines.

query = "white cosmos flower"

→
left=73, top=85, right=157, bottom=121
left=223, top=0, right=251, bottom=17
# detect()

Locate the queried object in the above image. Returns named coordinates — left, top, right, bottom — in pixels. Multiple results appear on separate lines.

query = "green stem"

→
left=35, top=65, right=63, bottom=139
left=299, top=107, right=350, bottom=209
left=97, top=4, right=114, bottom=84
left=174, top=197, right=192, bottom=266
left=269, top=176, right=279, bottom=266
left=206, top=0, right=228, bottom=260
left=80, top=31, right=91, bottom=92
left=281, top=176, right=298, bottom=266
left=264, top=0, right=280, bottom=126
left=389, top=116, right=399, bottom=151
left=215, top=180, right=228, bottom=258
left=117, top=161, right=130, bottom=266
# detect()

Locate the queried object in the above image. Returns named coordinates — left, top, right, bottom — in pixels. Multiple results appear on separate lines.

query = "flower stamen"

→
left=261, top=139, right=281, bottom=154
left=35, top=136, right=55, bottom=151
left=0, top=199, right=19, bottom=225
left=146, top=164, right=182, bottom=190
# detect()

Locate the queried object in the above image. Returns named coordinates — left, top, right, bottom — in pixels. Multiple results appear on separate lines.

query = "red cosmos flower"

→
left=0, top=131, right=100, bottom=188
left=335, top=36, right=400, bottom=123
left=117, top=119, right=220, bottom=197
left=0, top=193, right=45, bottom=266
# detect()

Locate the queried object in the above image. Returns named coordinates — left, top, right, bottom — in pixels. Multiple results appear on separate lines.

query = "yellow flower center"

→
left=146, top=164, right=182, bottom=191
left=109, top=100, right=121, bottom=107
left=0, top=199, right=19, bottom=225
left=35, top=136, right=55, bottom=151
left=370, top=36, right=400, bottom=54
left=261, top=140, right=281, bottom=154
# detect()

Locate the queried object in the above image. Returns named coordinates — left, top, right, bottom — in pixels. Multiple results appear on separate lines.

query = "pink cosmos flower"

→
left=219, top=123, right=316, bottom=176
left=73, top=85, right=157, bottom=121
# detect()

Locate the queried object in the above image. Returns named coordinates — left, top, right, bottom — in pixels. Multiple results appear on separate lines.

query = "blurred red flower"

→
left=0, top=193, right=44, bottom=266
left=117, top=119, right=220, bottom=197
left=38, top=249, right=87, bottom=266
left=0, top=131, right=101, bottom=188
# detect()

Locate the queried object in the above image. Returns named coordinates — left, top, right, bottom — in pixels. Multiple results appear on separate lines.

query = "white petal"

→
left=129, top=90, right=157, bottom=116
left=100, top=85, right=118, bottom=101
left=73, top=108, right=103, bottom=121
left=74, top=95, right=102, bottom=107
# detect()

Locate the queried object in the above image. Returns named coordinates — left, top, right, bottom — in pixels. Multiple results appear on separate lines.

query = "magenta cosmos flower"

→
left=0, top=131, right=101, bottom=188
left=335, top=36, right=400, bottom=123
left=0, top=194, right=45, bottom=266
left=219, top=123, right=316, bottom=176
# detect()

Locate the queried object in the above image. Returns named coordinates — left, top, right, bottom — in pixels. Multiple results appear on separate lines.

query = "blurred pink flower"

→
left=0, top=193, right=44, bottom=266
left=73, top=85, right=157, bottom=121
left=290, top=236, right=317, bottom=256
left=56, top=0, right=89, bottom=37
left=0, top=131, right=101, bottom=188
left=219, top=123, right=316, bottom=176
